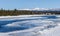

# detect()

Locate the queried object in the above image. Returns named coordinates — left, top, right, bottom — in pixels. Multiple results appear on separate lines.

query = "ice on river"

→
left=0, top=15, right=60, bottom=36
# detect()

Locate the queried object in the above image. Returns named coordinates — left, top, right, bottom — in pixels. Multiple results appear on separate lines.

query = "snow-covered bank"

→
left=0, top=15, right=60, bottom=36
left=0, top=15, right=59, bottom=18
left=0, top=15, right=42, bottom=18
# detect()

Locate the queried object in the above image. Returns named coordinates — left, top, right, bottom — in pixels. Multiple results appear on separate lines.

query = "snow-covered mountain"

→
left=19, top=8, right=60, bottom=11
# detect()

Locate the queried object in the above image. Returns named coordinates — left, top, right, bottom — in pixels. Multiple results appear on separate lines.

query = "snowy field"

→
left=0, top=15, right=60, bottom=36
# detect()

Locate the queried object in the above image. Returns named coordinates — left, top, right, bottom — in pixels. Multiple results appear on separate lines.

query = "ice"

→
left=0, top=15, right=60, bottom=36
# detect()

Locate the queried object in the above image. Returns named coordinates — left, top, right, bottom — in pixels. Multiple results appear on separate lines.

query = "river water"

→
left=0, top=15, right=60, bottom=33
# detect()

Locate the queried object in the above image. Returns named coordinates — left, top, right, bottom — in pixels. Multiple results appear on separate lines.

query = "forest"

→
left=0, top=9, right=60, bottom=16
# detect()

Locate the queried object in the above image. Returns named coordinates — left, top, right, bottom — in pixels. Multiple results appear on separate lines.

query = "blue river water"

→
left=0, top=15, right=60, bottom=32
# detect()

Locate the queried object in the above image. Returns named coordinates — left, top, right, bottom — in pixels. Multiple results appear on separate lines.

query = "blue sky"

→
left=0, top=0, right=60, bottom=9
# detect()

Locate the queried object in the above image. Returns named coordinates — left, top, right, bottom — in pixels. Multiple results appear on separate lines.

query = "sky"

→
left=0, top=0, right=60, bottom=9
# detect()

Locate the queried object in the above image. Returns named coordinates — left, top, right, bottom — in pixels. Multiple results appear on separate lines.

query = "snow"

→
left=18, top=8, right=60, bottom=11
left=0, top=15, right=60, bottom=36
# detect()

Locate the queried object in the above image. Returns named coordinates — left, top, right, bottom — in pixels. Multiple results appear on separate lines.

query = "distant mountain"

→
left=19, top=8, right=60, bottom=11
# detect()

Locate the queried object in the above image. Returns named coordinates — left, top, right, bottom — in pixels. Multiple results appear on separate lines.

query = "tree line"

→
left=0, top=9, right=60, bottom=16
